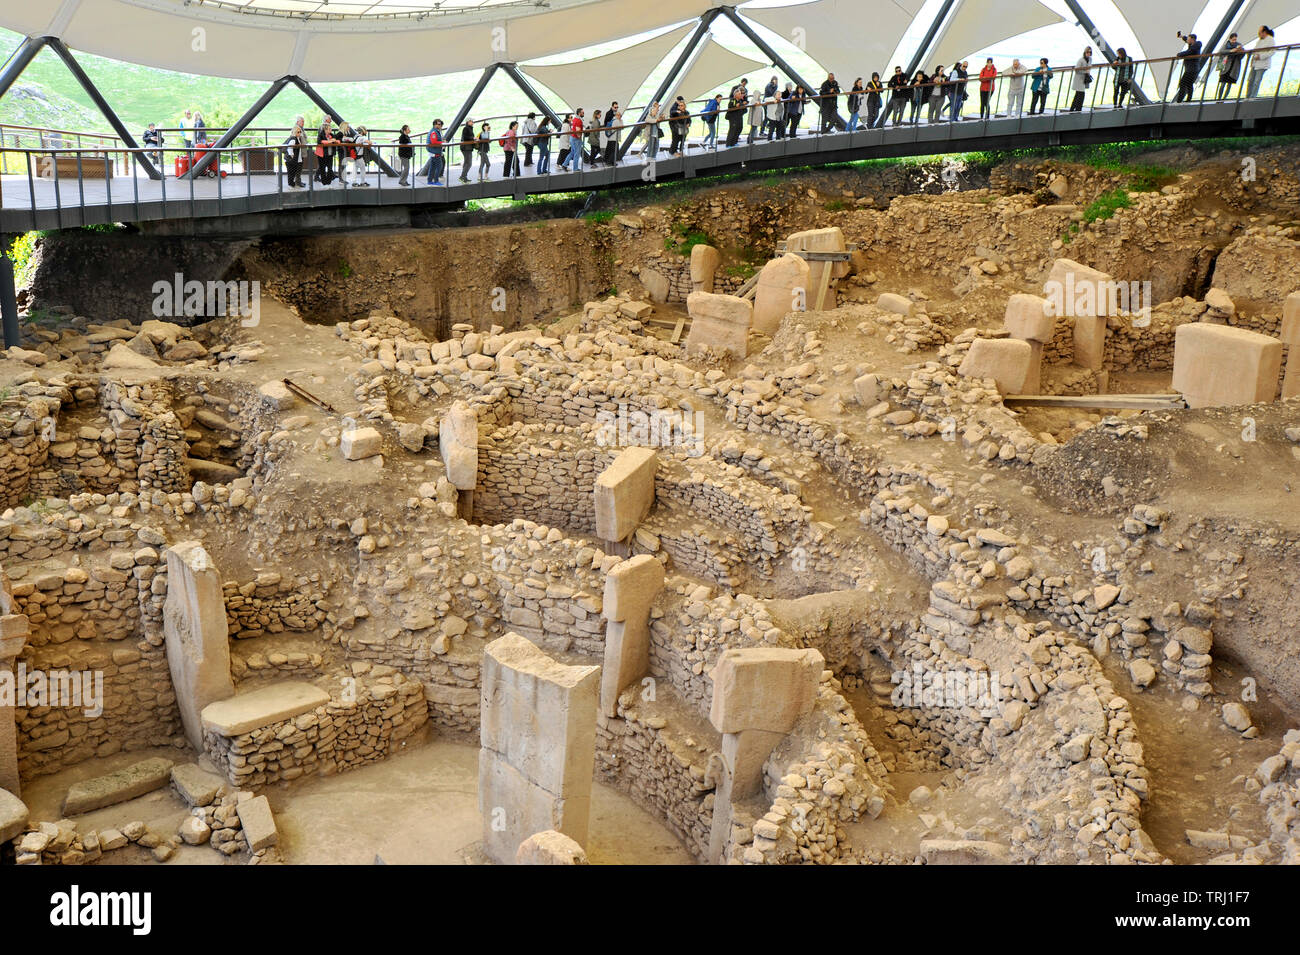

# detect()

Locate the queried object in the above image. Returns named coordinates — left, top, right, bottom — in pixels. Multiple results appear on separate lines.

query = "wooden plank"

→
left=1003, top=393, right=1186, bottom=410
left=671, top=316, right=686, bottom=344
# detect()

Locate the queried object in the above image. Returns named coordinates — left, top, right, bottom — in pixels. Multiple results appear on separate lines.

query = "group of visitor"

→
left=245, top=22, right=1286, bottom=188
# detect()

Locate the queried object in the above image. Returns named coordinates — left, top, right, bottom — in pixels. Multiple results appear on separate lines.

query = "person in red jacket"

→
left=978, top=58, right=998, bottom=119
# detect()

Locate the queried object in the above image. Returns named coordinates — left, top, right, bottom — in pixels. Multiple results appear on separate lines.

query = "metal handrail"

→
left=0, top=41, right=1294, bottom=232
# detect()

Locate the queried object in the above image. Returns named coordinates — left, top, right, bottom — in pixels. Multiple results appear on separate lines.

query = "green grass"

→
left=582, top=210, right=617, bottom=224
left=823, top=199, right=849, bottom=212
left=338, top=259, right=353, bottom=279
left=664, top=221, right=715, bottom=256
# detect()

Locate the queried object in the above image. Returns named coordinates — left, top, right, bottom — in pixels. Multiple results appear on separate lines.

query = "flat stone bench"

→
left=200, top=681, right=330, bottom=737
left=63, top=756, right=174, bottom=816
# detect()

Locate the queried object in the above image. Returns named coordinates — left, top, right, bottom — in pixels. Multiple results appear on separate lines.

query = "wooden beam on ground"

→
left=671, top=316, right=686, bottom=344
left=1003, top=393, right=1187, bottom=410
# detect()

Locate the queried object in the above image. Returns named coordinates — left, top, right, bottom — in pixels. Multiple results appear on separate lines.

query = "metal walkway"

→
left=3, top=96, right=1299, bottom=233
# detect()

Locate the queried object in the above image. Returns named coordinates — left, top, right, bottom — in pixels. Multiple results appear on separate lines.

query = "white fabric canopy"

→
left=0, top=0, right=718, bottom=81
left=1110, top=0, right=1209, bottom=96
left=743, top=0, right=926, bottom=82
left=926, top=0, right=1064, bottom=73
left=1230, top=0, right=1300, bottom=35
left=522, top=24, right=694, bottom=112
left=673, top=37, right=767, bottom=107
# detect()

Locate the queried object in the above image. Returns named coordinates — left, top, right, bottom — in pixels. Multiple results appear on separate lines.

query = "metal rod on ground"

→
left=1, top=252, right=19, bottom=350
left=42, top=38, right=162, bottom=179
left=617, top=9, right=720, bottom=160
left=1061, top=0, right=1152, bottom=105
left=1003, top=394, right=1187, bottom=410
left=0, top=36, right=50, bottom=101
left=290, top=76, right=399, bottom=178
left=282, top=378, right=338, bottom=413
left=187, top=76, right=290, bottom=180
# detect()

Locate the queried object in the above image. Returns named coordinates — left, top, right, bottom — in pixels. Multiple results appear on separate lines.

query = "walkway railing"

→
left=1, top=41, right=1296, bottom=232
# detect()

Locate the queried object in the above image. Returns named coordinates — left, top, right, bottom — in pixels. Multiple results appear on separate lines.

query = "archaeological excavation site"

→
left=1, top=139, right=1299, bottom=878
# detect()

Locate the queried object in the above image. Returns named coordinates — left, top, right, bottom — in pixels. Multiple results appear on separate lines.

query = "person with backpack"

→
left=535, top=117, right=553, bottom=174
left=762, top=76, right=780, bottom=138
left=701, top=94, right=721, bottom=148
left=786, top=85, right=805, bottom=137
left=1029, top=58, right=1053, bottom=114
left=458, top=121, right=475, bottom=182
left=396, top=124, right=413, bottom=186
left=476, top=121, right=492, bottom=180
left=425, top=119, right=445, bottom=185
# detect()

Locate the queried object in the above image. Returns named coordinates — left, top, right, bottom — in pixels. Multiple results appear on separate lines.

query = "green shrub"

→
left=583, top=210, right=616, bottom=224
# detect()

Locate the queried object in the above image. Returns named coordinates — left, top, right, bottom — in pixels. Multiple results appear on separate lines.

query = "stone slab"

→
left=685, top=291, right=752, bottom=359
left=1172, top=323, right=1284, bottom=408
left=0, top=787, right=28, bottom=843
left=63, top=757, right=174, bottom=816
left=594, top=446, right=657, bottom=543
left=1004, top=293, right=1057, bottom=342
left=708, top=647, right=823, bottom=735
left=200, top=681, right=330, bottom=737
left=171, top=763, right=225, bottom=808
left=957, top=338, right=1033, bottom=394
left=235, top=794, right=278, bottom=850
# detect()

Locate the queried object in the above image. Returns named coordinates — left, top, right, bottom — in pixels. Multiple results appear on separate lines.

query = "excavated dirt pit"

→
left=2, top=140, right=1300, bottom=867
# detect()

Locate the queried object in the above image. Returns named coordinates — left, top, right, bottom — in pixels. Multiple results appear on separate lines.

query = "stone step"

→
left=200, top=680, right=331, bottom=737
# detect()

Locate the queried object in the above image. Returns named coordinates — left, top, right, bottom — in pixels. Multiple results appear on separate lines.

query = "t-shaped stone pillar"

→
left=1044, top=257, right=1113, bottom=375
left=685, top=292, right=752, bottom=359
left=706, top=646, right=823, bottom=863
left=0, top=593, right=30, bottom=796
left=600, top=554, right=665, bottom=718
left=785, top=227, right=847, bottom=312
left=594, top=446, right=656, bottom=552
left=440, top=401, right=479, bottom=519
left=163, top=541, right=235, bottom=749
left=479, top=633, right=600, bottom=864
left=1003, top=293, right=1058, bottom=395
